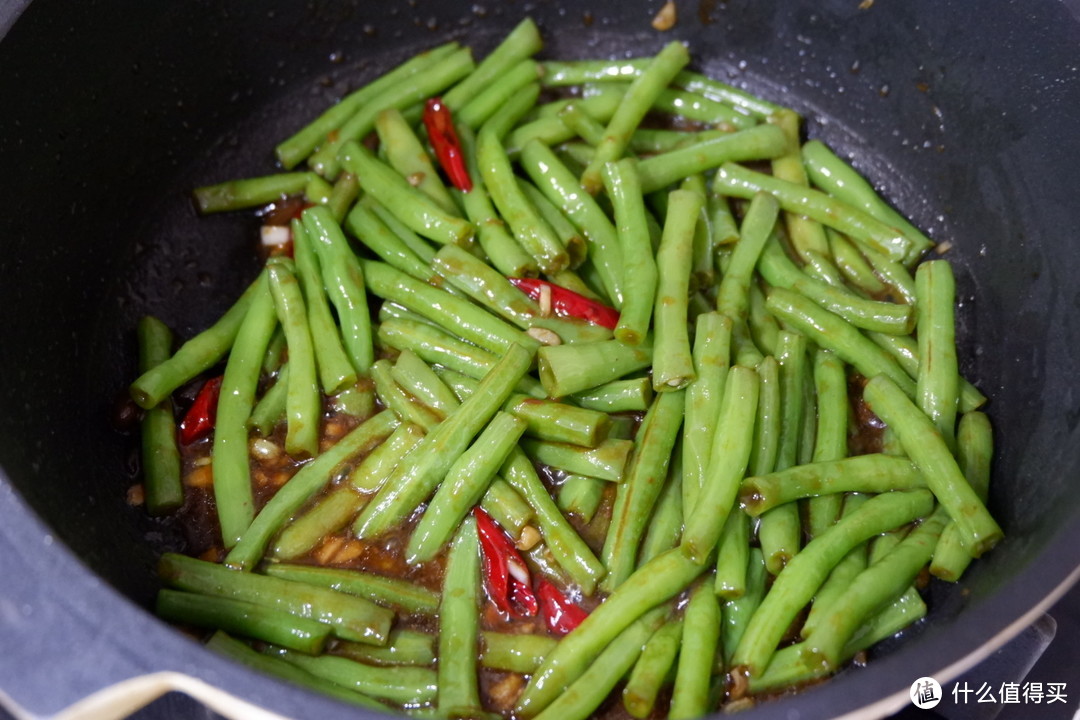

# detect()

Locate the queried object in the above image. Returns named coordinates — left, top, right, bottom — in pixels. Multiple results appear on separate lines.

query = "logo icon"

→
left=911, top=677, right=943, bottom=709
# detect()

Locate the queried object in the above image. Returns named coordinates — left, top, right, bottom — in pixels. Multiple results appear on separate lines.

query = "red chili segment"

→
left=179, top=376, right=223, bottom=445
left=473, top=507, right=538, bottom=617
left=423, top=97, right=473, bottom=192
left=536, top=578, right=589, bottom=635
left=507, top=277, right=620, bottom=329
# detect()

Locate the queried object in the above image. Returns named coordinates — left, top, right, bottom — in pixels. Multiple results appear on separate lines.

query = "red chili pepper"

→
left=423, top=97, right=473, bottom=193
left=473, top=507, right=538, bottom=617
left=507, top=277, right=620, bottom=329
left=179, top=376, right=223, bottom=445
left=536, top=578, right=589, bottom=636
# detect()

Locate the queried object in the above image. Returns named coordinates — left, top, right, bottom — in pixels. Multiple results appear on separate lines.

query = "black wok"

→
left=1, top=1, right=1079, bottom=718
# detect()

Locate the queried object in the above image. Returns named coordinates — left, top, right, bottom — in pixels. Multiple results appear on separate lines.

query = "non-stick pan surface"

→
left=1, top=1, right=1079, bottom=718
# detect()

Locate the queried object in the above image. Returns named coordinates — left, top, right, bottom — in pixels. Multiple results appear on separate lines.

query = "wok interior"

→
left=1, top=0, right=1079, bottom=716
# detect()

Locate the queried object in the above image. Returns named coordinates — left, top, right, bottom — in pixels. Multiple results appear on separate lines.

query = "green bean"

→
left=262, top=325, right=287, bottom=374
left=442, top=17, right=543, bottom=110
left=271, top=486, right=364, bottom=561
left=159, top=553, right=393, bottom=645
left=863, top=375, right=1002, bottom=556
left=639, top=456, right=684, bottom=565
left=391, top=349, right=460, bottom=419
left=829, top=230, right=890, bottom=296
left=326, top=172, right=361, bottom=222
left=302, top=205, right=374, bottom=374
left=622, top=619, right=683, bottom=719
left=207, top=631, right=386, bottom=710
left=538, top=339, right=652, bottom=398
left=802, top=508, right=949, bottom=668
left=570, top=377, right=654, bottom=412
left=716, top=192, right=779, bottom=329
left=915, top=259, right=959, bottom=448
left=336, top=628, right=437, bottom=667
left=212, top=273, right=278, bottom=546
left=458, top=59, right=541, bottom=130
left=372, top=359, right=441, bottom=432
left=352, top=344, right=532, bottom=539
left=721, top=547, right=767, bottom=661
left=559, top=103, right=608, bottom=146
left=713, top=162, right=912, bottom=262
left=307, top=47, right=475, bottom=178
left=364, top=194, right=439, bottom=263
left=630, top=128, right=733, bottom=155
left=806, top=349, right=849, bottom=537
left=931, top=411, right=994, bottom=580
left=742, top=457, right=925, bottom=516
left=502, top=448, right=607, bottom=594
left=453, top=124, right=539, bottom=277
left=558, top=474, right=607, bottom=523
left=516, top=548, right=706, bottom=717
left=602, top=390, right=685, bottom=589
left=730, top=489, right=934, bottom=675
left=408, top=412, right=527, bottom=562
left=339, top=140, right=474, bottom=246
left=713, top=509, right=750, bottom=598
left=438, top=515, right=484, bottom=718
left=865, top=330, right=987, bottom=413
left=478, top=130, right=570, bottom=274
left=654, top=87, right=754, bottom=129
left=580, top=41, right=690, bottom=193
left=523, top=437, right=634, bottom=484
left=533, top=609, right=667, bottom=720
left=275, top=41, right=460, bottom=169
left=266, top=257, right=322, bottom=458
left=264, top=563, right=440, bottom=617
left=748, top=355, right=781, bottom=478
left=305, top=174, right=334, bottom=206
left=765, top=287, right=916, bottom=396
left=749, top=588, right=928, bottom=694
left=669, top=582, right=722, bottom=719
left=136, top=317, right=183, bottom=515
left=651, top=189, right=701, bottom=390
left=348, top=421, right=424, bottom=493
left=539, top=58, right=649, bottom=86
left=344, top=202, right=433, bottom=282
left=603, top=158, right=658, bottom=345
left=757, top=330, right=806, bottom=573
left=224, top=411, right=399, bottom=570
left=193, top=172, right=314, bottom=213
left=799, top=495, right=870, bottom=639
left=637, top=124, right=788, bottom=195
left=432, top=244, right=611, bottom=345
left=857, top=240, right=918, bottom=304
left=746, top=280, right=780, bottom=358
left=681, top=365, right=759, bottom=564
left=681, top=313, right=733, bottom=510
left=249, top=365, right=288, bottom=436
left=801, top=139, right=935, bottom=264
left=156, top=589, right=329, bottom=655
left=374, top=107, right=457, bottom=214
left=757, top=236, right=914, bottom=334
left=367, top=262, right=540, bottom=358
left=272, top=649, right=438, bottom=706
left=481, top=631, right=558, bottom=674
left=481, top=478, right=536, bottom=540
left=509, top=395, right=612, bottom=447
left=129, top=275, right=261, bottom=409
left=674, top=70, right=783, bottom=118
left=518, top=139, right=625, bottom=306
left=291, top=220, right=357, bottom=395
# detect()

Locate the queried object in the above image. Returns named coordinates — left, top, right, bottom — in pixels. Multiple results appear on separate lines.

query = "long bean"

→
left=480, top=632, right=558, bottom=674
left=603, top=158, right=657, bottom=344
left=337, top=628, right=437, bottom=667
left=224, top=411, right=399, bottom=570
left=266, top=257, right=322, bottom=458
left=375, top=107, right=456, bottom=214
left=211, top=272, right=278, bottom=547
left=931, top=411, right=994, bottom=580
left=571, top=377, right=654, bottom=413
left=271, top=486, right=364, bottom=561
left=558, top=474, right=607, bottom=523
left=863, top=374, right=1002, bottom=557
left=522, top=437, right=634, bottom=483
left=538, top=339, right=652, bottom=398
left=442, top=17, right=543, bottom=110
left=622, top=619, right=683, bottom=718
left=136, top=316, right=183, bottom=515
left=730, top=489, right=935, bottom=675
left=438, top=516, right=485, bottom=718
left=639, top=453, right=684, bottom=564
left=637, top=124, right=788, bottom=194
left=652, top=189, right=701, bottom=390
left=349, top=421, right=424, bottom=493
left=669, top=582, right=722, bottom=719
left=273, top=649, right=438, bottom=705
left=681, top=313, right=732, bottom=510
left=807, top=348, right=848, bottom=536
left=915, top=259, right=959, bottom=448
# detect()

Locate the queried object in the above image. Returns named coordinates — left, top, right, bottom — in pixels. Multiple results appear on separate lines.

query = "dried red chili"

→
left=508, top=277, right=620, bottom=329
left=423, top=97, right=473, bottom=192
left=179, top=376, right=223, bottom=445
left=473, top=507, right=538, bottom=617
left=536, top=577, right=589, bottom=635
